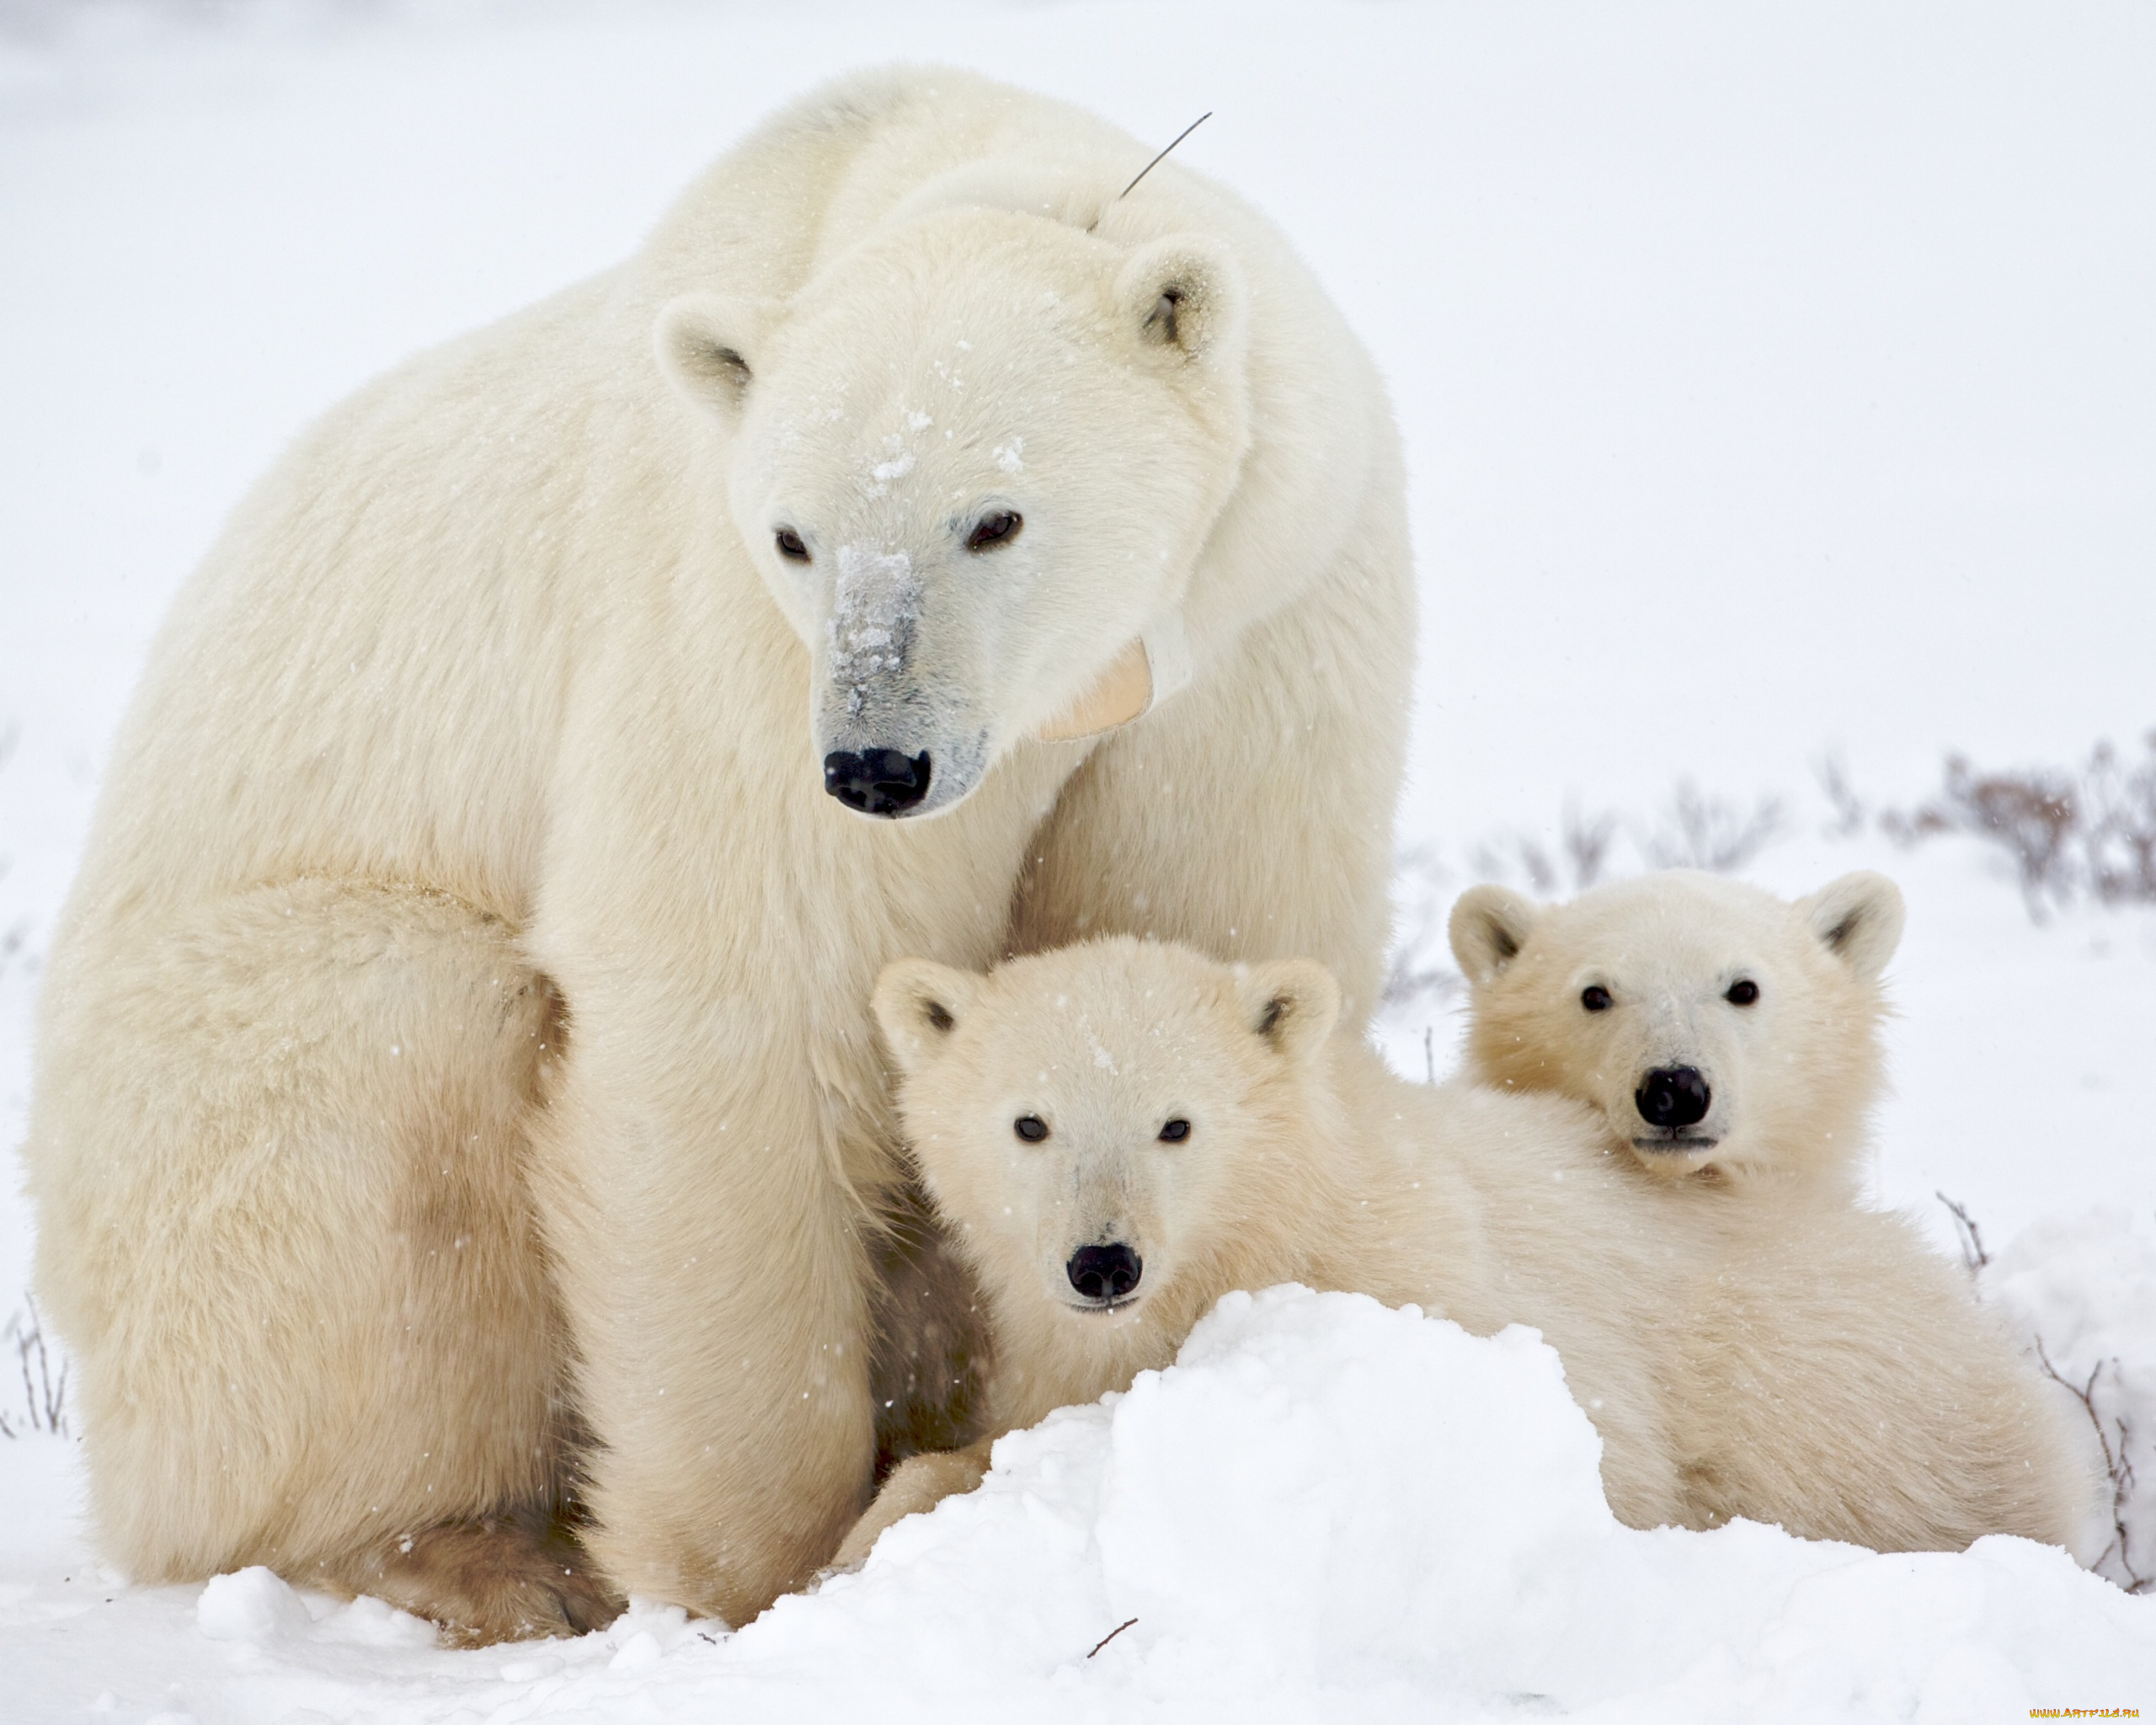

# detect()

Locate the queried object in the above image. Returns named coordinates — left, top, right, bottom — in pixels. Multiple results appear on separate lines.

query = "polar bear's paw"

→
left=826, top=1446, right=992, bottom=1577
left=320, top=1510, right=623, bottom=1648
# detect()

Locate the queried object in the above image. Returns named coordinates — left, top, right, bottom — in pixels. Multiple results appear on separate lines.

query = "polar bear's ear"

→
left=655, top=293, right=776, bottom=424
left=1113, top=236, right=1249, bottom=378
left=1234, top=959, right=1341, bottom=1066
left=1801, top=872, right=1905, bottom=984
left=873, top=959, right=979, bottom=1073
left=1448, top=886, right=1540, bottom=987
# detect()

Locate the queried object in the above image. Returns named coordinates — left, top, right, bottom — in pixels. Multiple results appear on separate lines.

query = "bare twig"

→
left=1116, top=115, right=1210, bottom=202
left=1639, top=782, right=1785, bottom=873
left=1090, top=115, right=1213, bottom=232
left=1087, top=1617, right=1139, bottom=1658
left=1935, top=1192, right=1990, bottom=1274
left=1, top=1295, right=69, bottom=1439
left=2084, top=734, right=2156, bottom=904
left=2034, top=1340, right=2148, bottom=1593
left=1381, top=845, right=1462, bottom=1015
left=1815, top=752, right=1867, bottom=839
left=1561, top=800, right=1619, bottom=891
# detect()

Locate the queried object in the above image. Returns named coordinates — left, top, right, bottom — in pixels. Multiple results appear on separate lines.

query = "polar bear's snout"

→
left=823, top=748, right=932, bottom=817
left=808, top=542, right=998, bottom=818
left=1065, top=1242, right=1143, bottom=1306
left=1633, top=1065, right=1716, bottom=1148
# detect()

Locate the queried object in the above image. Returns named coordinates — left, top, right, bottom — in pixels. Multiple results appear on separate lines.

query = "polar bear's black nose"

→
left=1067, top=1243, right=1143, bottom=1302
left=1636, top=1066, right=1712, bottom=1130
left=823, top=748, right=931, bottom=817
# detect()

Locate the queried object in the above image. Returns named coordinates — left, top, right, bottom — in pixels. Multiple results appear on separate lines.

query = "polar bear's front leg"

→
left=827, top=1442, right=994, bottom=1574
left=528, top=1019, right=879, bottom=1626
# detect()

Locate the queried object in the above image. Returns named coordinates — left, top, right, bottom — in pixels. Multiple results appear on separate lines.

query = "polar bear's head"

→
left=657, top=204, right=1251, bottom=820
left=871, top=938, right=1337, bottom=1342
left=1448, top=870, right=1904, bottom=1189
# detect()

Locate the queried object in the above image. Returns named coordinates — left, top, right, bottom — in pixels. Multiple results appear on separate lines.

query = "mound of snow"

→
left=724, top=1286, right=2153, bottom=1721
left=196, top=1567, right=315, bottom=1642
left=196, top=1565, right=435, bottom=1650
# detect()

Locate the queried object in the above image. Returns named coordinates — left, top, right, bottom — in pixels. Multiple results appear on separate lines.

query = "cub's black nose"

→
left=1067, top=1243, right=1143, bottom=1303
left=1636, top=1066, right=1712, bottom=1130
left=823, top=749, right=931, bottom=817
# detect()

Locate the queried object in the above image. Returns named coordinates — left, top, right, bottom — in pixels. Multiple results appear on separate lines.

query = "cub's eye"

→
left=774, top=527, right=810, bottom=562
left=1013, top=1114, right=1049, bottom=1143
left=1725, top=980, right=1760, bottom=1007
left=1158, top=1119, right=1191, bottom=1143
left=965, top=510, right=1022, bottom=552
left=1581, top=985, right=1613, bottom=1012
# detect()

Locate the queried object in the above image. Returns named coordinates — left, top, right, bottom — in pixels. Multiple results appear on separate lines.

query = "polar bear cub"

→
left=836, top=938, right=1687, bottom=1569
left=836, top=936, right=2087, bottom=1570
left=1449, top=869, right=1904, bottom=1198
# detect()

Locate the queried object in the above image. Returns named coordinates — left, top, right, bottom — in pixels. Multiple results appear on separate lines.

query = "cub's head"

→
left=1447, top=869, right=1904, bottom=1187
left=870, top=938, right=1337, bottom=1333
left=658, top=188, right=1251, bottom=820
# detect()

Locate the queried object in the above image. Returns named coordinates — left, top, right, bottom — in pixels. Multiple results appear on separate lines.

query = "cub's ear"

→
left=1448, top=885, right=1540, bottom=987
left=1234, top=959, right=1341, bottom=1066
left=873, top=959, right=979, bottom=1074
left=654, top=293, right=777, bottom=424
left=1113, top=236, right=1248, bottom=378
left=1801, top=871, right=1905, bottom=983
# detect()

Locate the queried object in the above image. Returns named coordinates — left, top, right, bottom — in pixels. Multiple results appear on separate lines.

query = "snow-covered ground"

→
left=8, top=1288, right=2154, bottom=1722
left=2, top=3, right=2153, bottom=1718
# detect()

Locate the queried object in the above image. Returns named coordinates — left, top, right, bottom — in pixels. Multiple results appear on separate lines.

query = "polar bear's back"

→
left=1674, top=1204, right=2095, bottom=1551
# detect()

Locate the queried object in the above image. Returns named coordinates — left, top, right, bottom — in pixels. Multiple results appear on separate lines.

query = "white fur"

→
left=1449, top=868, right=1905, bottom=1195
left=22, top=68, right=1413, bottom=1637
left=841, top=938, right=2091, bottom=1569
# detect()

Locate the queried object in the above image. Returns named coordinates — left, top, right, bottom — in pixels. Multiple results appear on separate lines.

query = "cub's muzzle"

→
left=1635, top=1065, right=1711, bottom=1131
left=1066, top=1242, right=1143, bottom=1306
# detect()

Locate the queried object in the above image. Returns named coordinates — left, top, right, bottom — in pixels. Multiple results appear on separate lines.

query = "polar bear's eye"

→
left=774, top=526, right=810, bottom=562
left=1013, top=1114, right=1049, bottom=1143
left=1158, top=1119, right=1191, bottom=1143
left=965, top=510, right=1022, bottom=552
left=1581, top=985, right=1612, bottom=1012
left=1725, top=980, right=1760, bottom=1006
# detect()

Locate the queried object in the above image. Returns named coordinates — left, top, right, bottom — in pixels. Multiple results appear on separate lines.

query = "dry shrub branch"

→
left=1, top=1295, right=68, bottom=1439
left=1876, top=732, right=2156, bottom=920
left=2035, top=1341, right=2150, bottom=1594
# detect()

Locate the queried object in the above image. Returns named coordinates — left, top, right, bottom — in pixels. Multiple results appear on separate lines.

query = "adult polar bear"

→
left=24, top=69, right=1412, bottom=1638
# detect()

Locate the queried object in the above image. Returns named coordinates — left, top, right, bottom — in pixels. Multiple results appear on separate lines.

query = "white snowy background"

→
left=2, top=2, right=2153, bottom=1718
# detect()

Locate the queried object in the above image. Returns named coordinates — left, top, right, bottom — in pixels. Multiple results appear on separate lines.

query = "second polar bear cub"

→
left=1449, top=869, right=1904, bottom=1197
